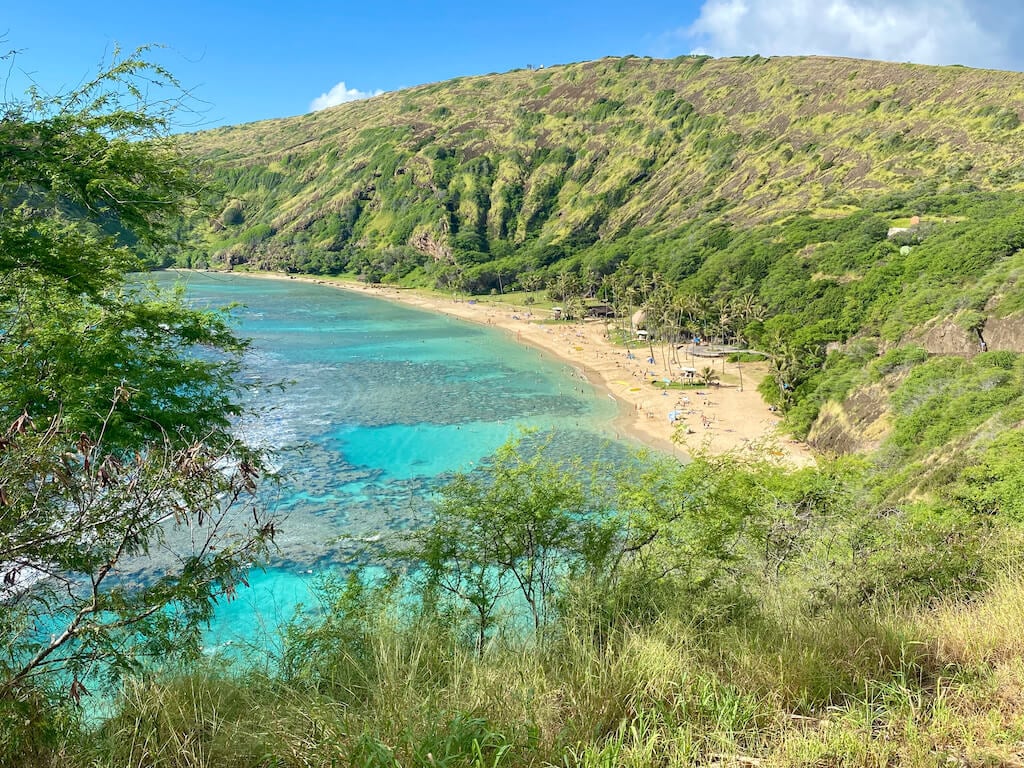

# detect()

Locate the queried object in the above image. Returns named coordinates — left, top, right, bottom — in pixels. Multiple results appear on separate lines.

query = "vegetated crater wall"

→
left=814, top=313, right=1024, bottom=456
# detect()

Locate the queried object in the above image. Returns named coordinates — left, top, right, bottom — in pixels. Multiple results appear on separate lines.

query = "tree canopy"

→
left=0, top=48, right=274, bottom=733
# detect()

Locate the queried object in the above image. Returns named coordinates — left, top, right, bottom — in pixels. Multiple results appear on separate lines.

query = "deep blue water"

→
left=153, top=272, right=629, bottom=648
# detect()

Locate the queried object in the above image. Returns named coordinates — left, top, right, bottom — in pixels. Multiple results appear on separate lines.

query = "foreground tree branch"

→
left=0, top=47, right=276, bottom=726
left=0, top=401, right=274, bottom=696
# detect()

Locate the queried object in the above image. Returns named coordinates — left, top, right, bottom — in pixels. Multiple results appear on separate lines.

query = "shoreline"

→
left=179, top=270, right=813, bottom=466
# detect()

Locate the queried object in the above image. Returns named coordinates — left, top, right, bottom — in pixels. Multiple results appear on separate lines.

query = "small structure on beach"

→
left=682, top=343, right=734, bottom=358
left=551, top=306, right=563, bottom=319
left=631, top=308, right=646, bottom=331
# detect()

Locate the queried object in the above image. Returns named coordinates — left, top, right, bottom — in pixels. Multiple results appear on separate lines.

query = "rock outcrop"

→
left=410, top=228, right=452, bottom=263
left=807, top=382, right=891, bottom=455
left=911, top=320, right=979, bottom=357
left=983, top=313, right=1024, bottom=353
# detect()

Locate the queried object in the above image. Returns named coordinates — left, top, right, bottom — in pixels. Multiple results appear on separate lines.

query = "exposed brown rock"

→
left=807, top=382, right=891, bottom=455
left=983, top=314, right=1024, bottom=353
left=410, top=229, right=452, bottom=262
left=910, top=320, right=978, bottom=357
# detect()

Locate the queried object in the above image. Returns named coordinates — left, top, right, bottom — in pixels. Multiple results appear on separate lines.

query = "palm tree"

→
left=622, top=280, right=642, bottom=351
left=520, top=272, right=544, bottom=295
left=641, top=285, right=674, bottom=369
left=682, top=293, right=711, bottom=341
left=731, top=292, right=767, bottom=346
left=699, top=366, right=720, bottom=386
left=564, top=295, right=586, bottom=322
left=737, top=292, right=764, bottom=321
left=713, top=296, right=734, bottom=345
left=658, top=296, right=686, bottom=372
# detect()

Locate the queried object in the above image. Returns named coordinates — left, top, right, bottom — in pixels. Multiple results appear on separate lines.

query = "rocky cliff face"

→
left=911, top=320, right=980, bottom=357
left=807, top=383, right=892, bottom=455
left=410, top=229, right=453, bottom=263
left=983, top=314, right=1024, bottom=353
left=908, top=313, right=1024, bottom=358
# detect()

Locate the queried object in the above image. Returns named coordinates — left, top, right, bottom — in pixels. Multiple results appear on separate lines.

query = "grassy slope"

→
left=176, top=55, right=1024, bottom=275
left=24, top=56, right=1024, bottom=768
left=62, top=543, right=1024, bottom=768
left=166, top=53, right=1024, bottom=511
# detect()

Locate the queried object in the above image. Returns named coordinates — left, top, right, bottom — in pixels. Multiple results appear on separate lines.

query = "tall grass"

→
left=18, top=571, right=1024, bottom=767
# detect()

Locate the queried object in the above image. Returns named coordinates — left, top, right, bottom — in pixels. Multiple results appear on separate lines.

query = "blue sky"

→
left=5, top=1, right=1023, bottom=129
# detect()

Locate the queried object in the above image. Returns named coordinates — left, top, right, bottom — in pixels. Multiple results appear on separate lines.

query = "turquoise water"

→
left=154, top=272, right=629, bottom=648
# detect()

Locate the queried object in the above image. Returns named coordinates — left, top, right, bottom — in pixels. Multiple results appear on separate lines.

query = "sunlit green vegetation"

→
left=0, top=49, right=273, bottom=764
left=20, top=440, right=1024, bottom=766
left=167, top=55, right=1024, bottom=447
left=13, top=51, right=1024, bottom=766
left=168, top=56, right=1024, bottom=290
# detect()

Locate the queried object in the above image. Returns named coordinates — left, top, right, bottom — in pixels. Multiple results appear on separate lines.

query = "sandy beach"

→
left=232, top=272, right=815, bottom=467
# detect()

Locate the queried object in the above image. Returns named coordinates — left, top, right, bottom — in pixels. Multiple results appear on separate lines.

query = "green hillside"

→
left=17, top=52, right=1024, bottom=766
left=168, top=54, right=1024, bottom=487
left=174, top=54, right=1024, bottom=286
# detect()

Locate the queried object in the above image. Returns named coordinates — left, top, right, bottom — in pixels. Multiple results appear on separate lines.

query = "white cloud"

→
left=309, top=81, right=384, bottom=112
left=683, top=0, right=1011, bottom=69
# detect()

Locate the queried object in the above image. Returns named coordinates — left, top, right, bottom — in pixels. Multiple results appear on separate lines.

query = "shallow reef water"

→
left=152, top=272, right=631, bottom=647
